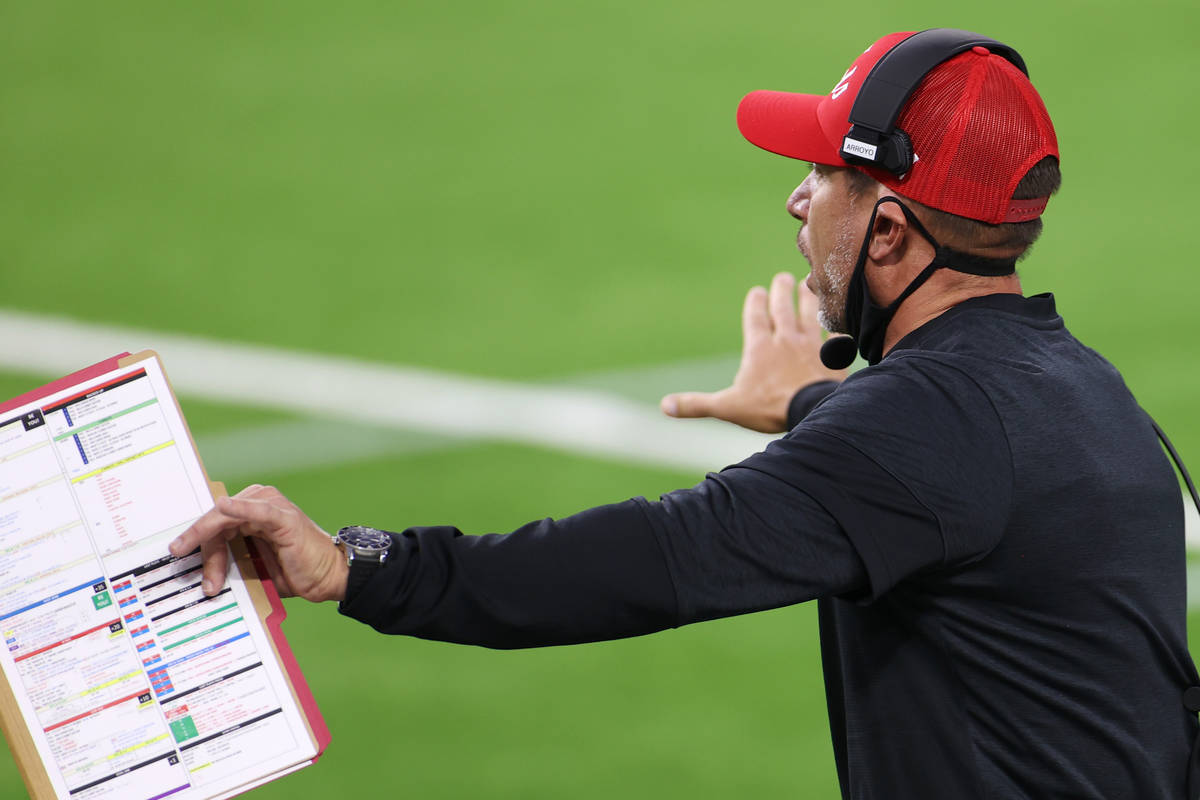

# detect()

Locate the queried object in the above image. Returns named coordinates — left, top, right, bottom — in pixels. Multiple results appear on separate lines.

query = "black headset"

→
left=837, top=28, right=1029, bottom=176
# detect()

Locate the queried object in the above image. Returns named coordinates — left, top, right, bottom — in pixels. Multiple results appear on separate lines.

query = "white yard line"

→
left=2, top=308, right=1197, bottom=565
left=1190, top=500, right=1200, bottom=553
left=0, top=308, right=774, bottom=474
left=1191, top=565, right=1200, bottom=612
left=194, top=419, right=473, bottom=479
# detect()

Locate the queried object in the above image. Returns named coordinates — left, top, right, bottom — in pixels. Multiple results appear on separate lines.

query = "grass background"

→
left=1, top=0, right=1199, bottom=796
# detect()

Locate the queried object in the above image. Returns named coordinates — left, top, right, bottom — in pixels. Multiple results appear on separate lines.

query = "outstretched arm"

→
left=660, top=272, right=847, bottom=433
left=170, top=467, right=870, bottom=649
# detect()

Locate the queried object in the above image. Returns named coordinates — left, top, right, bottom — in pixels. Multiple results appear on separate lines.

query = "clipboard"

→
left=0, top=351, right=330, bottom=799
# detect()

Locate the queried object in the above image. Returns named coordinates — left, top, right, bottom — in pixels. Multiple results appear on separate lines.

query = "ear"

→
left=867, top=198, right=908, bottom=265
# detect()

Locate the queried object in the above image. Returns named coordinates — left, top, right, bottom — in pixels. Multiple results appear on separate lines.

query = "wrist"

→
left=327, top=557, right=349, bottom=603
left=786, top=380, right=841, bottom=429
left=332, top=526, right=393, bottom=605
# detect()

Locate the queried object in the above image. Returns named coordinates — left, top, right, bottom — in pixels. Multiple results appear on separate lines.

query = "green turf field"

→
left=2, top=0, right=1199, bottom=796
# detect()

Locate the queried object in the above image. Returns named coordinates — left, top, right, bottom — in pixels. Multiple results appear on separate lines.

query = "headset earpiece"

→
left=840, top=125, right=913, bottom=176
left=880, top=128, right=913, bottom=176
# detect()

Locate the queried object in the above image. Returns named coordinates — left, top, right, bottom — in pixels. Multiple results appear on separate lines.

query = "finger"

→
left=798, top=275, right=823, bottom=335
left=212, top=495, right=289, bottom=533
left=661, top=391, right=720, bottom=420
left=170, top=504, right=251, bottom=556
left=199, top=535, right=230, bottom=596
left=768, top=272, right=797, bottom=333
left=742, top=286, right=770, bottom=343
left=170, top=495, right=288, bottom=557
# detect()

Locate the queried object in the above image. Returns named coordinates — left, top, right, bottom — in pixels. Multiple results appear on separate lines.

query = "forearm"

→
left=338, top=499, right=679, bottom=649
left=338, top=456, right=869, bottom=648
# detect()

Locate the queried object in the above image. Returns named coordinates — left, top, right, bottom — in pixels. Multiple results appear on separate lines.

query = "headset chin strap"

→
left=839, top=196, right=1018, bottom=367
left=895, top=200, right=1018, bottom=277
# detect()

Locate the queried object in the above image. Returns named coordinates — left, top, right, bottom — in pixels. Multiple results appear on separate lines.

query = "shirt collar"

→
left=888, top=292, right=1063, bottom=355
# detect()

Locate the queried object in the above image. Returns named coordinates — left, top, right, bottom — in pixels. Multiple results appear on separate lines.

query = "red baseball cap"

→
left=737, top=31, right=1059, bottom=224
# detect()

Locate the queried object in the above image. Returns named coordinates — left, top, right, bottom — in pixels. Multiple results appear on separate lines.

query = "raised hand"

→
left=660, top=272, right=847, bottom=433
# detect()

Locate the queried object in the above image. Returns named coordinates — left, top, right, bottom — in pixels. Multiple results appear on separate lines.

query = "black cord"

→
left=1150, top=417, right=1200, bottom=516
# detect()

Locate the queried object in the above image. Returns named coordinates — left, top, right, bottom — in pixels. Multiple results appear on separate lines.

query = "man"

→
left=173, top=30, right=1199, bottom=797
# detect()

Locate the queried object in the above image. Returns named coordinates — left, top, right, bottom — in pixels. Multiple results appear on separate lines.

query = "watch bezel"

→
left=335, top=525, right=391, bottom=564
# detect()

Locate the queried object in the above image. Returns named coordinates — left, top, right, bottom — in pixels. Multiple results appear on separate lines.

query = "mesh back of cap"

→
left=878, top=50, right=1058, bottom=223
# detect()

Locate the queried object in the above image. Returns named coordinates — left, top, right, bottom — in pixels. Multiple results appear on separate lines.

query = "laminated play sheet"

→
left=0, top=351, right=329, bottom=799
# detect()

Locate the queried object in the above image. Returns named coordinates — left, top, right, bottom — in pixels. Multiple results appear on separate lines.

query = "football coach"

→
left=173, top=29, right=1200, bottom=798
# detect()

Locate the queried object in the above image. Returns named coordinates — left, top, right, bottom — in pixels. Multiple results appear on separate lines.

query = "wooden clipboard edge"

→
left=0, top=663, right=54, bottom=800
left=116, top=351, right=332, bottom=764
left=0, top=352, right=134, bottom=800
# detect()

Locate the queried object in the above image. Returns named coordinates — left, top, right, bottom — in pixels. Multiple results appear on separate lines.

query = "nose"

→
left=787, top=175, right=812, bottom=221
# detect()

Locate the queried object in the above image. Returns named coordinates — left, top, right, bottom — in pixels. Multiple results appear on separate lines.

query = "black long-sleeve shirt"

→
left=340, top=293, right=1199, bottom=798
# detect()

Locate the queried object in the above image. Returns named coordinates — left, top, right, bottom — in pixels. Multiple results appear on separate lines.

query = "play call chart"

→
left=0, top=358, right=317, bottom=799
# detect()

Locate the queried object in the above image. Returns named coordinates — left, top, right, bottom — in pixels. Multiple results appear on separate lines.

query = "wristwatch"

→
left=334, top=525, right=392, bottom=602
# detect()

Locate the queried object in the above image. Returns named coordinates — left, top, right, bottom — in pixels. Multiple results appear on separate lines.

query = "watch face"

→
left=338, top=526, right=391, bottom=552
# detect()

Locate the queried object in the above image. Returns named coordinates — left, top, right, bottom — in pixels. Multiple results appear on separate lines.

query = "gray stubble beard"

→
left=815, top=218, right=860, bottom=334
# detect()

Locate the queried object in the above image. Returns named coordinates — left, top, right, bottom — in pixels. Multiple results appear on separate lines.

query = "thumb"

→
left=661, top=391, right=721, bottom=420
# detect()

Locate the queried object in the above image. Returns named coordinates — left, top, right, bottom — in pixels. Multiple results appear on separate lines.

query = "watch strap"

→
left=344, top=558, right=383, bottom=605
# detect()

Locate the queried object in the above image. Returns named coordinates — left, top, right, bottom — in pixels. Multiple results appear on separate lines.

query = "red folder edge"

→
left=1, top=354, right=332, bottom=764
left=0, top=353, right=132, bottom=416
left=244, top=538, right=332, bottom=761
